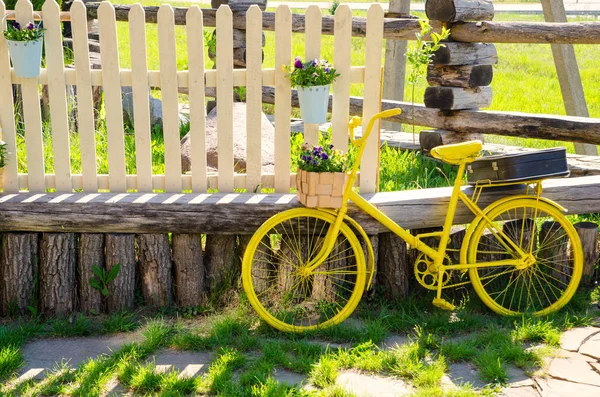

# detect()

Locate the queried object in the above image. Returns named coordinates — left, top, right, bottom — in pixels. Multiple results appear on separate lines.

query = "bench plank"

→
left=0, top=176, right=596, bottom=235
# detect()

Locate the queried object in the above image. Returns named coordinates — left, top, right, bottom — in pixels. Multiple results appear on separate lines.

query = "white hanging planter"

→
left=2, top=12, right=44, bottom=79
left=7, top=37, right=43, bottom=78
left=297, top=84, right=330, bottom=124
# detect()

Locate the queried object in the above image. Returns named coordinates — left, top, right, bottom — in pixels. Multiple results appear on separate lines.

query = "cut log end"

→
left=432, top=42, right=498, bottom=66
left=426, top=0, right=495, bottom=23
left=424, top=86, right=492, bottom=110
left=427, top=64, right=493, bottom=88
left=420, top=129, right=484, bottom=152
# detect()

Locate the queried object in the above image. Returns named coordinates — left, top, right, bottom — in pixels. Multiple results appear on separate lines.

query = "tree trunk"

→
left=78, top=233, right=105, bottom=314
left=277, top=236, right=307, bottom=292
left=205, top=235, right=238, bottom=293
left=238, top=235, right=273, bottom=295
left=40, top=233, right=77, bottom=316
left=313, top=237, right=346, bottom=302
left=540, top=221, right=570, bottom=284
left=137, top=234, right=173, bottom=307
left=105, top=234, right=136, bottom=311
left=172, top=233, right=204, bottom=307
left=364, top=234, right=379, bottom=296
left=0, top=233, right=39, bottom=316
left=377, top=232, right=410, bottom=299
left=574, top=222, right=598, bottom=285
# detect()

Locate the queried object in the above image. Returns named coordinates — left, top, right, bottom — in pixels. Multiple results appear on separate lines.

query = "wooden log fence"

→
left=259, top=88, right=600, bottom=146
left=80, top=2, right=600, bottom=44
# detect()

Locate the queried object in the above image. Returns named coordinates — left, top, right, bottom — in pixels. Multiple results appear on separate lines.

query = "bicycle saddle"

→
left=430, top=140, right=483, bottom=165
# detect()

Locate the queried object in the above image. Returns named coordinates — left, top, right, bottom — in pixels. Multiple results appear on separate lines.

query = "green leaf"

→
left=106, top=264, right=121, bottom=283
left=89, top=278, right=102, bottom=291
left=91, top=265, right=104, bottom=279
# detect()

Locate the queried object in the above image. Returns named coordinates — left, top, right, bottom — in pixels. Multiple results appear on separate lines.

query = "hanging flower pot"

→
left=7, top=37, right=43, bottom=78
left=285, top=57, right=340, bottom=125
left=2, top=15, right=45, bottom=79
left=297, top=84, right=330, bottom=124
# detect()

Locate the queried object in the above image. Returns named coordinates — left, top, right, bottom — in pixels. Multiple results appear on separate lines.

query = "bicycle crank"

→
left=414, top=253, right=452, bottom=290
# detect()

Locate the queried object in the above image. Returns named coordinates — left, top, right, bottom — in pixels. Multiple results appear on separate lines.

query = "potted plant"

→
left=286, top=57, right=340, bottom=124
left=0, top=140, right=7, bottom=191
left=296, top=142, right=347, bottom=208
left=3, top=18, right=44, bottom=78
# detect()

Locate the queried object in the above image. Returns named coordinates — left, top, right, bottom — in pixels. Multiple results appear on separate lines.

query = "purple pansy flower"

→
left=294, top=57, right=303, bottom=69
left=324, top=67, right=331, bottom=73
left=312, top=59, right=318, bottom=66
left=12, top=21, right=21, bottom=30
left=26, top=22, right=34, bottom=30
left=321, top=153, right=328, bottom=160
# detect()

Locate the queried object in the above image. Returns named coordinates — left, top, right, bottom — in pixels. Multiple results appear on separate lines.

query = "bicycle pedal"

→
left=432, top=298, right=455, bottom=311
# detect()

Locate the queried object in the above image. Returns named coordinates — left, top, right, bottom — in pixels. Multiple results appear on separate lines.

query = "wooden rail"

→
left=83, top=2, right=600, bottom=44
left=259, top=87, right=600, bottom=145
left=0, top=175, right=598, bottom=235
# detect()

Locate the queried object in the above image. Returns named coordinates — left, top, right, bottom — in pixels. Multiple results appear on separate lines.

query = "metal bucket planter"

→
left=7, top=37, right=43, bottom=78
left=297, top=84, right=330, bottom=124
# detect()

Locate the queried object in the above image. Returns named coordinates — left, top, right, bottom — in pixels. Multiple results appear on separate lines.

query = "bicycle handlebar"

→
left=348, top=108, right=402, bottom=147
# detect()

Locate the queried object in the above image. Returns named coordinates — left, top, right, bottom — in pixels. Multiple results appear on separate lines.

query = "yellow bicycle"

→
left=242, top=109, right=583, bottom=333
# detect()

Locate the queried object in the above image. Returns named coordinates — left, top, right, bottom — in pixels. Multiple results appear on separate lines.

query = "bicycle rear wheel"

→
left=242, top=208, right=366, bottom=332
left=467, top=199, right=583, bottom=316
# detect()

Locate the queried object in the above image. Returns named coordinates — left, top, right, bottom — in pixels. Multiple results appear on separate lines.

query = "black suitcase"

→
left=466, top=147, right=569, bottom=185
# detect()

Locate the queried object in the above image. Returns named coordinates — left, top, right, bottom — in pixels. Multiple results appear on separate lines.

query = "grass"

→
left=0, top=290, right=597, bottom=395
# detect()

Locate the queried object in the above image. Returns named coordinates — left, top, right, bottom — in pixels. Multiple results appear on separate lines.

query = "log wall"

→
left=1, top=220, right=596, bottom=316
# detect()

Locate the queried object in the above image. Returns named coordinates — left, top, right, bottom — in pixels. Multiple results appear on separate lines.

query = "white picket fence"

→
left=0, top=0, right=385, bottom=195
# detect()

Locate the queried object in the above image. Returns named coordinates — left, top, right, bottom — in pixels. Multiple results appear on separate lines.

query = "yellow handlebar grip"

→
left=348, top=116, right=362, bottom=129
left=377, top=108, right=402, bottom=118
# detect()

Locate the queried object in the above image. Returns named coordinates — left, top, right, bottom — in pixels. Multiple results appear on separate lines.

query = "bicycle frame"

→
left=305, top=110, right=532, bottom=290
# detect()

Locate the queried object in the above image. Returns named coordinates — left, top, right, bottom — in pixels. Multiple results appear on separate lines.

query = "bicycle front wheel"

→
left=467, top=199, right=583, bottom=316
left=242, top=208, right=366, bottom=332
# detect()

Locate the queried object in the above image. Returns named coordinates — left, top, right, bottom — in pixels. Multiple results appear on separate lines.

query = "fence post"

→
left=541, top=0, right=597, bottom=156
left=382, top=0, right=410, bottom=132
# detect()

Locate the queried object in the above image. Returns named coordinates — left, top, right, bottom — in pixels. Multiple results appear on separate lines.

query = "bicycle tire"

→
left=467, top=198, right=583, bottom=316
left=242, top=208, right=366, bottom=332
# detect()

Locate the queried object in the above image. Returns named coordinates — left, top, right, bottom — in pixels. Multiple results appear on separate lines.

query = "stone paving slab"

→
left=441, top=362, right=487, bottom=389
left=336, top=370, right=413, bottom=397
left=560, top=327, right=600, bottom=352
left=547, top=352, right=600, bottom=387
left=500, top=386, right=541, bottom=397
left=379, top=334, right=410, bottom=351
left=506, top=365, right=536, bottom=388
left=18, top=333, right=141, bottom=381
left=536, top=376, right=600, bottom=397
left=151, top=349, right=214, bottom=378
left=579, top=333, right=600, bottom=360
left=272, top=368, right=308, bottom=387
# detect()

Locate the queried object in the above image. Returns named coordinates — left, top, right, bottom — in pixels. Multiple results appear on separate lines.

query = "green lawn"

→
left=0, top=288, right=597, bottom=396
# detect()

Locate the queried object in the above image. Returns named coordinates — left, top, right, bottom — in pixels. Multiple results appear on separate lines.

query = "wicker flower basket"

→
left=296, top=169, right=346, bottom=208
